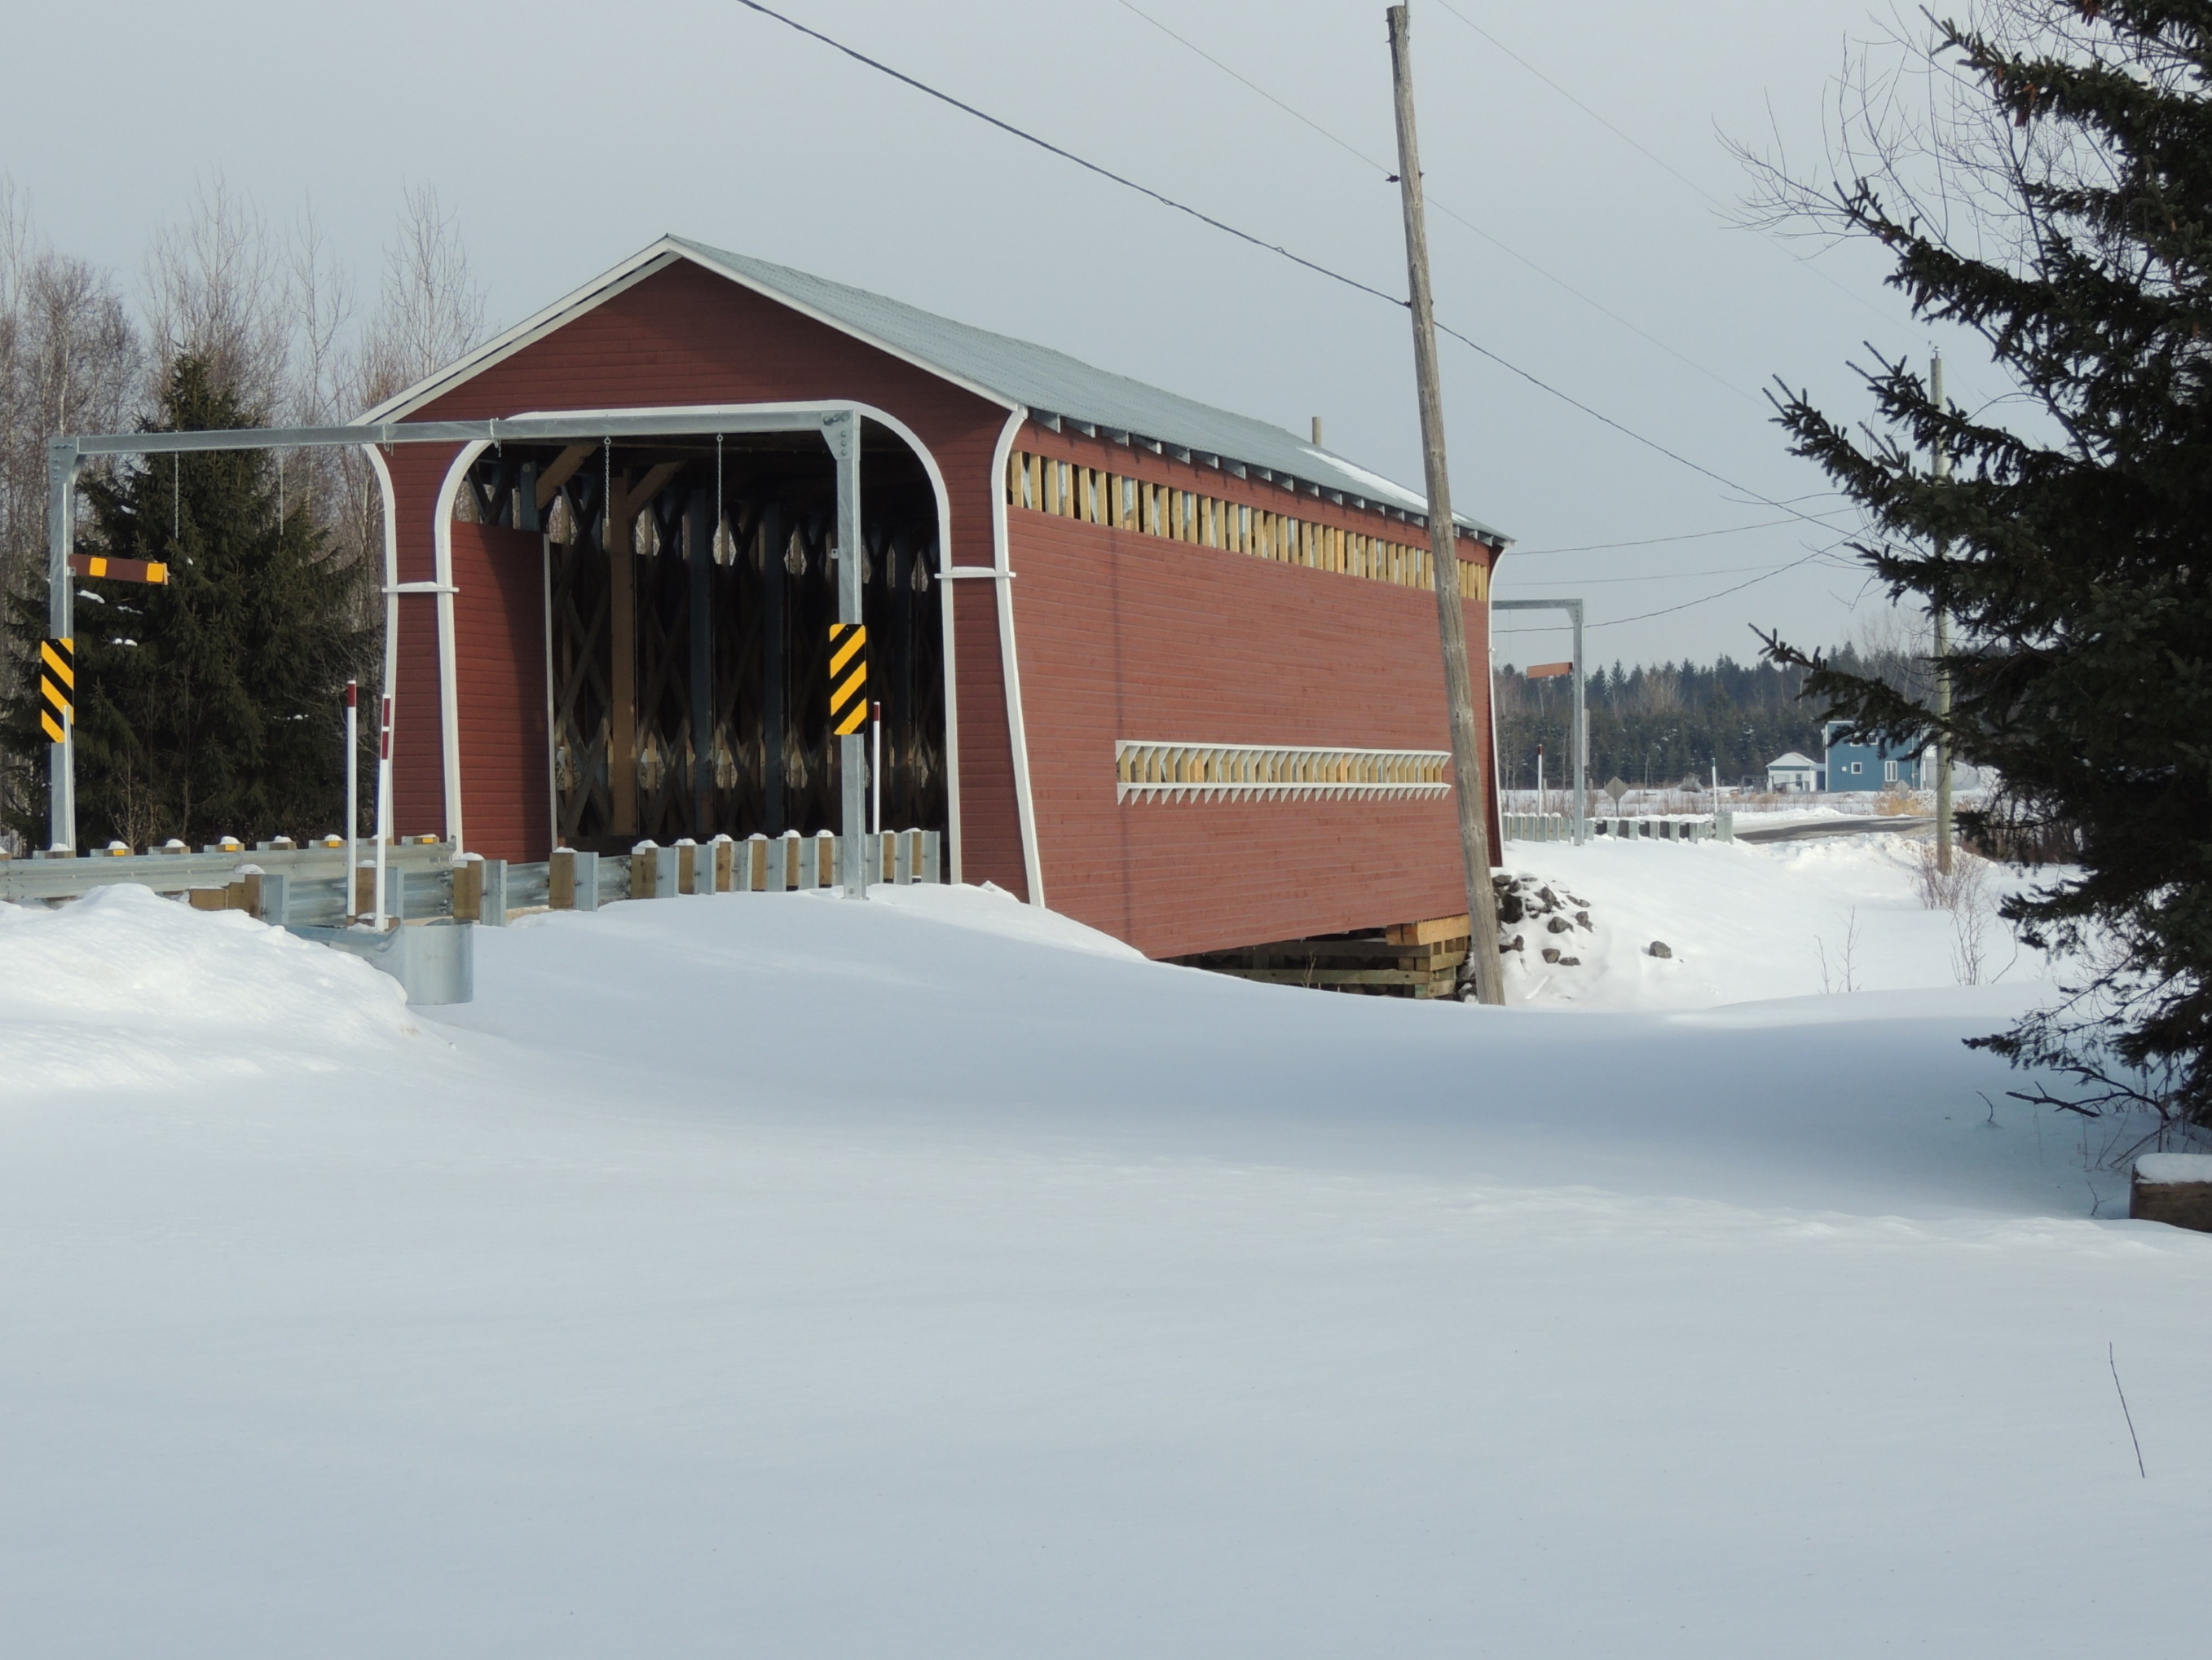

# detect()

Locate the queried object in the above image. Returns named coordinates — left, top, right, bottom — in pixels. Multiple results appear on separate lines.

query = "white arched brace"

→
left=985, top=408, right=1043, bottom=906
left=361, top=444, right=402, bottom=927
left=430, top=441, right=493, bottom=852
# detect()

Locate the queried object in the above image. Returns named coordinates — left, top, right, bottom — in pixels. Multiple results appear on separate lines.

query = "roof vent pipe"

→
left=1311, top=416, right=1323, bottom=447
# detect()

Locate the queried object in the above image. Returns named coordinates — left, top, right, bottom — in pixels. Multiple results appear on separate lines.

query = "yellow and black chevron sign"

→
left=828, top=622, right=869, bottom=737
left=37, top=636, right=73, bottom=743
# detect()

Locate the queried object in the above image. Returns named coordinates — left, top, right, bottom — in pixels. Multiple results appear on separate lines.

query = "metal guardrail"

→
left=1590, top=812, right=1734, bottom=843
left=0, top=840, right=460, bottom=905
left=1501, top=812, right=1736, bottom=844
left=1, top=830, right=945, bottom=923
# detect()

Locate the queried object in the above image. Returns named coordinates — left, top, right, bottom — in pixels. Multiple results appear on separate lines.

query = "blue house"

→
left=1822, top=720, right=1931, bottom=792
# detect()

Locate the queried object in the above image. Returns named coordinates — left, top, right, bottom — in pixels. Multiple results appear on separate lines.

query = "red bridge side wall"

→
left=1010, top=506, right=1499, bottom=960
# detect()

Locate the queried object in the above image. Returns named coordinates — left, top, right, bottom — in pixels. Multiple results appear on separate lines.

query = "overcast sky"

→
left=2, top=0, right=2001, bottom=667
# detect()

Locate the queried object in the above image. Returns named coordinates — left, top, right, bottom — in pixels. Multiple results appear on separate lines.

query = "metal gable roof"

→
left=359, top=235, right=1505, bottom=544
left=668, top=236, right=1505, bottom=544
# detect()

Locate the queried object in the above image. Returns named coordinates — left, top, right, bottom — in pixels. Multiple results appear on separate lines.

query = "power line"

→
left=1110, top=0, right=1759, bottom=406
left=1509, top=554, right=1840, bottom=586
left=729, top=0, right=1835, bottom=535
left=1428, top=315, right=1807, bottom=517
left=1434, top=0, right=1730, bottom=213
left=1112, top=0, right=1377, bottom=178
left=1430, top=1, right=1919, bottom=339
left=1513, top=514, right=1843, bottom=556
left=729, top=0, right=1403, bottom=312
left=1496, top=548, right=1838, bottom=633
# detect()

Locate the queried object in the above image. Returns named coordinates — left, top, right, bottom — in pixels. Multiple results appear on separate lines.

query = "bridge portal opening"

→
left=458, top=423, right=945, bottom=854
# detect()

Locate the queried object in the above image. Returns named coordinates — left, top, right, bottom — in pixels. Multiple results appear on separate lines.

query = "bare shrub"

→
left=1818, top=906, right=1863, bottom=993
left=1875, top=784, right=1923, bottom=817
left=143, top=174, right=290, bottom=420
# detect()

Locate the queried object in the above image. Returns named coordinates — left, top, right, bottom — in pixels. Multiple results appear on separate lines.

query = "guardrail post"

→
left=480, top=858, right=508, bottom=926
left=244, top=869, right=288, bottom=925
left=452, top=855, right=483, bottom=922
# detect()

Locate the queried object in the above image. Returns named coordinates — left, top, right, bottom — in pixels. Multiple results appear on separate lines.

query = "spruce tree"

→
left=1759, top=3, right=2212, bottom=1124
left=2, top=356, right=372, bottom=848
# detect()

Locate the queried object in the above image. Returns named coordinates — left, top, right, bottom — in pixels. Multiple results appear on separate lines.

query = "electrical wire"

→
left=1521, top=555, right=1840, bottom=586
left=727, top=0, right=1840, bottom=538
left=1110, top=0, right=1759, bottom=404
left=1513, top=515, right=1841, bottom=556
left=1430, top=0, right=1919, bottom=339
left=1494, top=547, right=1840, bottom=632
left=729, top=0, right=1403, bottom=313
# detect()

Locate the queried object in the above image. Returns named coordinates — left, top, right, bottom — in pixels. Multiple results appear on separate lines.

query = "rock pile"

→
left=1493, top=873, right=1593, bottom=967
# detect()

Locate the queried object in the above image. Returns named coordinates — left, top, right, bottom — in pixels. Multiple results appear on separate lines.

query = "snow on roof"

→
left=1768, top=752, right=1818, bottom=769
left=356, top=235, right=1506, bottom=546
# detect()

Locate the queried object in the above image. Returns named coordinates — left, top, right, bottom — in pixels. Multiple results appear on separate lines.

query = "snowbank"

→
left=0, top=883, right=414, bottom=1097
left=0, top=874, right=2203, bottom=1658
left=1497, top=832, right=2054, bottom=1008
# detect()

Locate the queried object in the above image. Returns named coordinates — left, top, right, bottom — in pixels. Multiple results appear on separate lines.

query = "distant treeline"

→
left=1492, top=645, right=1923, bottom=790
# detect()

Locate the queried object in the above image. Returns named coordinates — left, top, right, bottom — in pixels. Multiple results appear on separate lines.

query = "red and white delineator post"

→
left=344, top=681, right=359, bottom=921
left=374, top=694, right=394, bottom=929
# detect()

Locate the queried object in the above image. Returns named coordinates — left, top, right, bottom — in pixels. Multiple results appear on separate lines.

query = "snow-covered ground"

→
left=1498, top=831, right=2052, bottom=1007
left=2, top=853, right=2206, bottom=1658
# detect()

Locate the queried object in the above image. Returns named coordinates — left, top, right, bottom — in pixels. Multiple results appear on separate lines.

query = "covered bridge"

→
left=363, top=236, right=1508, bottom=959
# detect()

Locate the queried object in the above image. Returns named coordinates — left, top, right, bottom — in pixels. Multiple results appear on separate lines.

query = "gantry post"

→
left=46, top=439, right=80, bottom=852
left=825, top=411, right=867, bottom=898
left=1494, top=598, right=1588, bottom=843
left=1569, top=599, right=1587, bottom=845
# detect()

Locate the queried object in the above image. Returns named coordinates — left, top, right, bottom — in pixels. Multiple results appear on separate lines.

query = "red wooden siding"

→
left=451, top=522, right=551, bottom=862
left=1009, top=505, right=1499, bottom=959
left=381, top=253, right=1505, bottom=949
left=386, top=260, right=1024, bottom=887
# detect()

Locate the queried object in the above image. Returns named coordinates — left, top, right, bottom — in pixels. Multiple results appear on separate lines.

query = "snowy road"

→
left=1, top=861, right=2205, bottom=1658
left=1735, top=812, right=1935, bottom=842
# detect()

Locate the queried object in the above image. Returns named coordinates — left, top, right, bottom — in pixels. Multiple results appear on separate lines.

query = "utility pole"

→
left=1932, top=352, right=1953, bottom=874
left=1389, top=3, right=1505, bottom=1005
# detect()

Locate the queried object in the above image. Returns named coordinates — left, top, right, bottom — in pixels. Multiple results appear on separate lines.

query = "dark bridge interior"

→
left=460, top=423, right=945, bottom=853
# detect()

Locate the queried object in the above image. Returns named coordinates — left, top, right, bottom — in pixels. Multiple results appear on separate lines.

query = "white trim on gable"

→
left=355, top=246, right=683, bottom=425
left=352, top=236, right=1020, bottom=428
